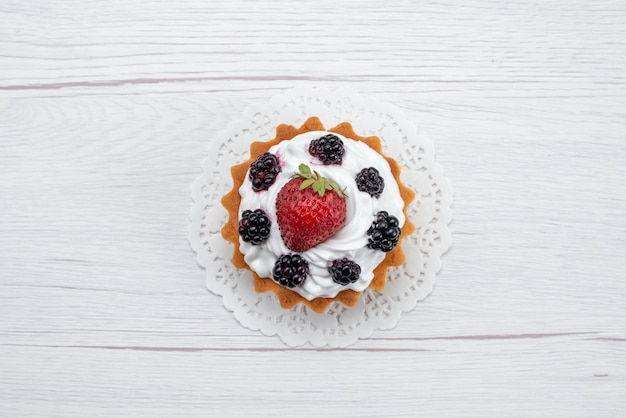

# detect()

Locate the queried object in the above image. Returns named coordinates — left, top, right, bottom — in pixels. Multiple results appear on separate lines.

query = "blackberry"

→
left=238, top=209, right=271, bottom=245
left=355, top=167, right=385, bottom=198
left=367, top=211, right=401, bottom=252
left=249, top=152, right=281, bottom=191
left=272, top=254, right=309, bottom=288
left=308, top=134, right=345, bottom=165
left=329, top=258, right=362, bottom=286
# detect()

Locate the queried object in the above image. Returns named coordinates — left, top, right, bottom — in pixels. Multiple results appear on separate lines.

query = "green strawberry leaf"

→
left=300, top=178, right=316, bottom=190
left=313, top=182, right=325, bottom=196
left=299, top=164, right=311, bottom=175
left=292, top=163, right=346, bottom=198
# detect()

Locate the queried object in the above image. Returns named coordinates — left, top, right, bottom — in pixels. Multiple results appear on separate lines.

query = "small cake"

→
left=221, top=117, right=415, bottom=313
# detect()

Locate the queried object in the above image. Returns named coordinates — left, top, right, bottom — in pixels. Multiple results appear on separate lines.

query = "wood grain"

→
left=1, top=0, right=625, bottom=416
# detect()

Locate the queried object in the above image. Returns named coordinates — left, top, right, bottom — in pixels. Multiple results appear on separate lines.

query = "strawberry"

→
left=275, top=164, right=347, bottom=252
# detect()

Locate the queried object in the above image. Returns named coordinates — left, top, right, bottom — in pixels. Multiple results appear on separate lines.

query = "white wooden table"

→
left=1, top=1, right=625, bottom=416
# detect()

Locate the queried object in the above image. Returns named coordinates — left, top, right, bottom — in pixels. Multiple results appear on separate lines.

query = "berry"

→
left=249, top=152, right=281, bottom=192
left=272, top=254, right=309, bottom=288
left=329, top=258, right=361, bottom=286
left=355, top=167, right=385, bottom=198
left=238, top=209, right=271, bottom=245
left=367, top=211, right=401, bottom=252
left=308, top=134, right=345, bottom=165
left=276, top=164, right=347, bottom=252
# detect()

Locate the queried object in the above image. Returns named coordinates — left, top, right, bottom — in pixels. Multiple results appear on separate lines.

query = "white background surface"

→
left=1, top=1, right=625, bottom=416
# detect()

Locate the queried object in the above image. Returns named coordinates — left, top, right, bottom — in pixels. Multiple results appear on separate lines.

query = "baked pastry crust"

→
left=221, top=117, right=415, bottom=313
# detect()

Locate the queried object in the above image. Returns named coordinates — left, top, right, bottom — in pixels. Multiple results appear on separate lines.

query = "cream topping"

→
left=238, top=131, right=405, bottom=300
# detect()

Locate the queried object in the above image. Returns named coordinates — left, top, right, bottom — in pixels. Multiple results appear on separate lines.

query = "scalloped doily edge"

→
left=188, top=86, right=453, bottom=347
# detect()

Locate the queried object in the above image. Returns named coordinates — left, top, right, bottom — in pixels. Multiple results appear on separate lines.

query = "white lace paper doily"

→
left=189, top=87, right=452, bottom=347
